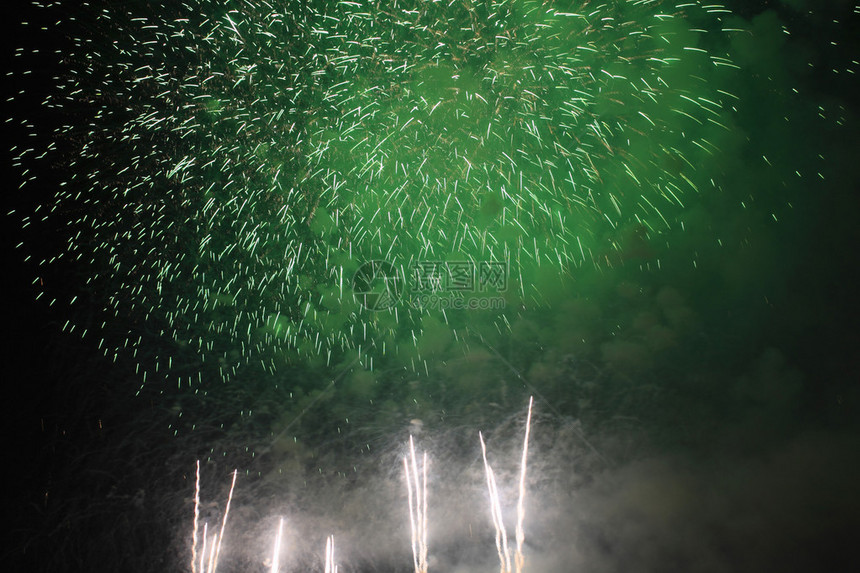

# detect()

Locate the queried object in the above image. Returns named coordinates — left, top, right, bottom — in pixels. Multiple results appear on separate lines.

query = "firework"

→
left=404, top=435, right=429, bottom=573
left=192, top=461, right=201, bottom=573
left=191, top=461, right=237, bottom=573
left=186, top=397, right=537, bottom=571
left=480, top=432, right=512, bottom=573
left=13, top=0, right=739, bottom=385
left=480, top=396, right=533, bottom=573
left=271, top=517, right=285, bottom=573
left=515, top=396, right=533, bottom=573
left=324, top=535, right=338, bottom=573
left=214, top=468, right=238, bottom=569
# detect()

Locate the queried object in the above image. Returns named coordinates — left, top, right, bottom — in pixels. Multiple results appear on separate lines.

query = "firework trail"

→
left=191, top=461, right=237, bottom=573
left=480, top=431, right=513, bottom=573
left=324, top=535, right=338, bottom=573
left=192, top=461, right=201, bottom=573
left=404, top=435, right=429, bottom=573
left=213, top=468, right=238, bottom=570
left=271, top=517, right=285, bottom=573
left=12, top=0, right=739, bottom=385
left=480, top=396, right=533, bottom=573
left=185, top=397, right=540, bottom=571
left=514, top=396, right=533, bottom=573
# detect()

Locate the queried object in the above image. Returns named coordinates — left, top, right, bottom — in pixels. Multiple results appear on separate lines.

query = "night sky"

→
left=4, top=1, right=860, bottom=572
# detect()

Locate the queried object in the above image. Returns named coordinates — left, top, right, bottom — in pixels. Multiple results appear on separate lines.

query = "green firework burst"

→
left=13, top=0, right=740, bottom=384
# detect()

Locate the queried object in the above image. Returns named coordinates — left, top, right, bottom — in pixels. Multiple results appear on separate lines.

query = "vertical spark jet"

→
left=480, top=397, right=533, bottom=573
left=192, top=461, right=201, bottom=573
left=404, top=435, right=429, bottom=573
left=270, top=517, right=284, bottom=573
left=190, top=462, right=237, bottom=573
left=213, top=469, right=237, bottom=572
left=325, top=535, right=338, bottom=573
left=515, top=396, right=533, bottom=573
left=480, top=432, right=512, bottom=573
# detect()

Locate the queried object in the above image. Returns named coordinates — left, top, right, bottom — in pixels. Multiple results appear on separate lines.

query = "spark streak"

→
left=404, top=435, right=429, bottom=573
left=192, top=460, right=201, bottom=573
left=199, top=522, right=208, bottom=573
left=213, top=469, right=237, bottom=572
left=270, top=517, right=284, bottom=573
left=515, top=396, right=534, bottom=573
left=191, top=462, right=237, bottom=573
left=480, top=432, right=512, bottom=573
left=324, top=535, right=338, bottom=573
left=480, top=397, right=534, bottom=573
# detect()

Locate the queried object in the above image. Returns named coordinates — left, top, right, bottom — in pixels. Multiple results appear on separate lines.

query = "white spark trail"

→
left=199, top=522, right=208, bottom=573
left=212, top=469, right=237, bottom=572
left=480, top=432, right=512, bottom=573
left=270, top=517, right=284, bottom=573
left=206, top=531, right=217, bottom=573
left=480, top=396, right=534, bottom=573
left=324, top=535, right=338, bottom=573
left=192, top=460, right=201, bottom=573
left=191, top=462, right=238, bottom=573
left=515, top=396, right=533, bottom=573
left=404, top=435, right=429, bottom=573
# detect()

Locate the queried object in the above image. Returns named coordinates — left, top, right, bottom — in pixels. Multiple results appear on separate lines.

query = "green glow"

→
left=21, top=0, right=740, bottom=383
